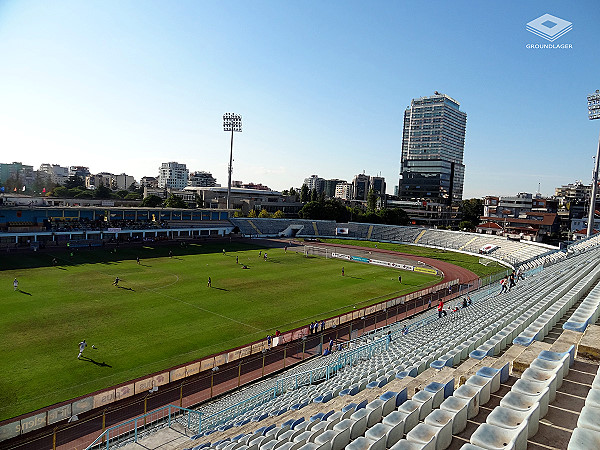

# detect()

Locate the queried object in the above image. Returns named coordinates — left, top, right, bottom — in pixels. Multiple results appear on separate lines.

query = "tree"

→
left=460, top=198, right=483, bottom=225
left=367, top=189, right=378, bottom=212
left=379, top=207, right=409, bottom=226
left=128, top=182, right=138, bottom=192
left=311, top=188, right=318, bottom=202
left=125, top=192, right=140, bottom=200
left=93, top=184, right=112, bottom=199
left=51, top=186, right=71, bottom=198
left=459, top=220, right=475, bottom=231
left=164, top=193, right=187, bottom=208
left=299, top=199, right=351, bottom=222
left=258, top=209, right=271, bottom=218
left=141, top=195, right=163, bottom=207
left=74, top=190, right=93, bottom=199
left=32, top=173, right=56, bottom=195
left=289, top=187, right=297, bottom=197
left=300, top=184, right=309, bottom=203
left=273, top=210, right=285, bottom=219
left=115, top=190, right=129, bottom=199
left=4, top=173, right=23, bottom=193
left=299, top=201, right=324, bottom=219
left=64, top=175, right=85, bottom=189
left=233, top=210, right=244, bottom=218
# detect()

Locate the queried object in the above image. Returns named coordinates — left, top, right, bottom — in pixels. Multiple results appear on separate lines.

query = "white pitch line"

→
left=141, top=279, right=261, bottom=331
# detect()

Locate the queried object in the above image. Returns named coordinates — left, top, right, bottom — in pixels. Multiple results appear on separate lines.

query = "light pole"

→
left=223, top=113, right=242, bottom=210
left=587, top=91, right=600, bottom=237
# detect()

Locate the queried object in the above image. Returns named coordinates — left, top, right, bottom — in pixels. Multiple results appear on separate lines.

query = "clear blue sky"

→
left=1, top=0, right=598, bottom=198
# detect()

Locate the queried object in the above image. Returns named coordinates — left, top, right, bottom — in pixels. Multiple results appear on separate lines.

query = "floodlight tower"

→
left=586, top=91, right=600, bottom=238
left=223, top=113, right=242, bottom=210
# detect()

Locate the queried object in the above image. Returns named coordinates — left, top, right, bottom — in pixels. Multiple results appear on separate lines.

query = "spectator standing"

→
left=498, top=277, right=508, bottom=295
left=509, top=272, right=516, bottom=291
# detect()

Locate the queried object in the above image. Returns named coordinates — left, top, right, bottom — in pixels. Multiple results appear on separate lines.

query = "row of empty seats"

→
left=228, top=218, right=557, bottom=267
left=511, top=261, right=600, bottom=346
left=187, top=357, right=514, bottom=450
left=563, top=276, right=600, bottom=332
left=467, top=347, right=574, bottom=450
left=568, top=364, right=600, bottom=449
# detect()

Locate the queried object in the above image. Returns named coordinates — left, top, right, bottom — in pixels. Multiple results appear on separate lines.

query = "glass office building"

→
left=399, top=93, right=467, bottom=204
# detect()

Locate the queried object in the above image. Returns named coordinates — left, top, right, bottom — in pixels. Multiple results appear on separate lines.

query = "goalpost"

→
left=478, top=257, right=494, bottom=266
left=303, top=245, right=330, bottom=258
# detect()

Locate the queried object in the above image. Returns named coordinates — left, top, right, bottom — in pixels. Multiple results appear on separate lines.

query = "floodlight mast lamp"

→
left=223, top=113, right=242, bottom=210
left=587, top=91, right=600, bottom=238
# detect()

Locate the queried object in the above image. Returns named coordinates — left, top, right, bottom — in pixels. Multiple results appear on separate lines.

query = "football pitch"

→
left=0, top=241, right=441, bottom=420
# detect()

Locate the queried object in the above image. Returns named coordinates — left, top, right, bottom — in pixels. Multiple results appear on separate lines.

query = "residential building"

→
left=399, top=92, right=467, bottom=205
left=554, top=180, right=592, bottom=206
left=115, top=173, right=136, bottom=190
left=303, top=175, right=325, bottom=193
left=570, top=217, right=600, bottom=237
left=477, top=212, right=559, bottom=241
left=140, top=176, right=159, bottom=188
left=483, top=196, right=499, bottom=217
left=158, top=162, right=188, bottom=190
left=498, top=193, right=533, bottom=217
left=335, top=182, right=351, bottom=200
left=0, top=162, right=34, bottom=185
left=69, top=166, right=90, bottom=179
left=85, top=172, right=114, bottom=190
left=484, top=193, right=557, bottom=217
left=39, top=163, right=69, bottom=185
left=189, top=171, right=217, bottom=187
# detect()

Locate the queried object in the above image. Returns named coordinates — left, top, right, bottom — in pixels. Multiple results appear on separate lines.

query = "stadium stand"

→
left=228, top=218, right=559, bottom=268
left=83, top=233, right=600, bottom=450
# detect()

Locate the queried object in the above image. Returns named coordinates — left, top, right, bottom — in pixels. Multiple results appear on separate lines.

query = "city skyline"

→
left=1, top=1, right=599, bottom=198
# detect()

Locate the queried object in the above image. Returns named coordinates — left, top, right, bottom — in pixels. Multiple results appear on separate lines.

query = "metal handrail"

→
left=85, top=404, right=202, bottom=450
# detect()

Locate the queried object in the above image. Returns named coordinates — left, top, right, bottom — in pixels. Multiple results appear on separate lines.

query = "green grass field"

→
left=0, top=242, right=441, bottom=420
